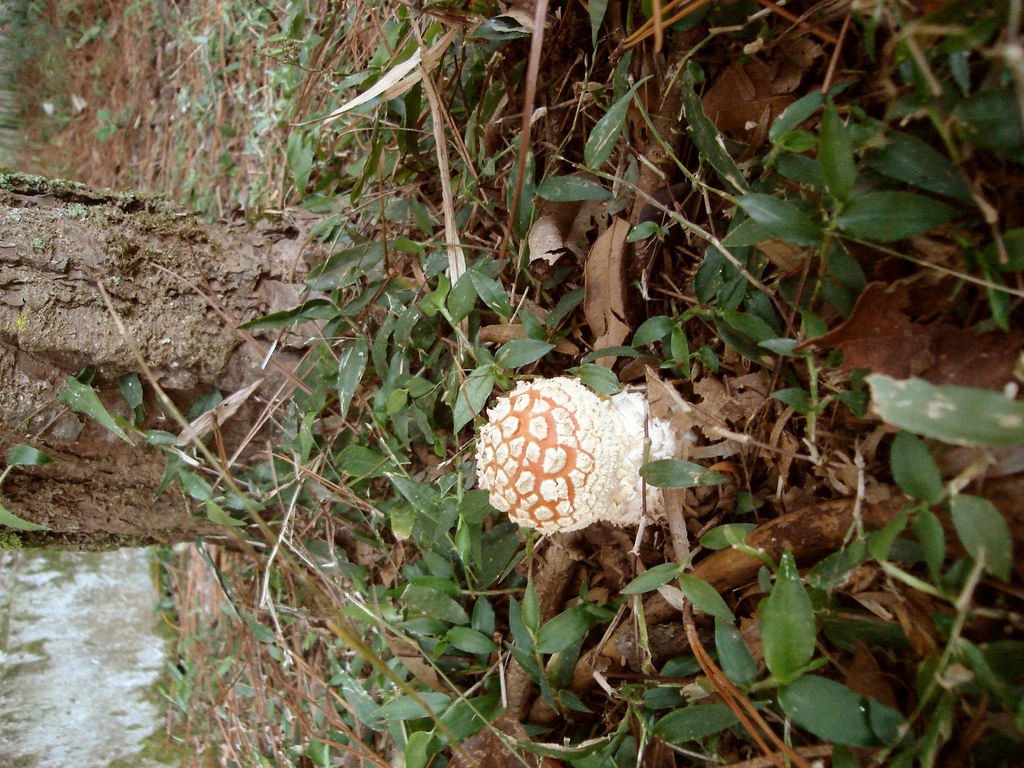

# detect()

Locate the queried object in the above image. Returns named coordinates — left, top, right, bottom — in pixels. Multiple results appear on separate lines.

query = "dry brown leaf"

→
left=584, top=217, right=631, bottom=364
left=701, top=61, right=796, bottom=153
left=448, top=711, right=560, bottom=768
left=757, top=238, right=808, bottom=272
left=851, top=589, right=940, bottom=658
left=641, top=737, right=679, bottom=768
left=845, top=640, right=900, bottom=710
left=645, top=367, right=697, bottom=437
left=692, top=371, right=771, bottom=429
left=382, top=634, right=445, bottom=692
left=811, top=281, right=1024, bottom=390
left=527, top=199, right=604, bottom=266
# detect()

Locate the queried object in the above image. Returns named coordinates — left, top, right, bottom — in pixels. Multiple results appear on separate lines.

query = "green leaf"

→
left=239, top=299, right=339, bottom=329
left=336, top=338, right=369, bottom=421
left=205, top=499, right=246, bottom=527
left=640, top=459, right=729, bottom=488
left=775, top=152, right=824, bottom=188
left=866, top=131, right=972, bottom=202
left=699, top=524, right=758, bottom=550
left=446, top=271, right=477, bottom=323
left=536, top=604, right=595, bottom=654
left=390, top=505, right=416, bottom=540
left=143, top=429, right=177, bottom=446
left=736, top=194, right=822, bottom=246
left=632, top=315, right=675, bottom=346
left=721, top=310, right=777, bottom=342
left=376, top=692, right=452, bottom=721
left=522, top=579, right=540, bottom=634
left=535, top=175, right=612, bottom=201
left=568, top=364, right=622, bottom=394
left=779, top=675, right=893, bottom=746
left=721, top=217, right=774, bottom=247
left=306, top=242, right=385, bottom=291
left=468, top=269, right=512, bottom=318
left=584, top=79, right=647, bottom=168
left=836, top=192, right=959, bottom=242
left=759, top=338, right=804, bottom=356
left=760, top=552, right=816, bottom=684
left=546, top=286, right=584, bottom=330
left=866, top=374, right=1024, bottom=446
left=770, top=91, right=825, bottom=143
left=589, top=0, right=608, bottom=47
left=515, top=736, right=615, bottom=760
left=715, top=618, right=758, bottom=686
left=950, top=494, right=1012, bottom=581
left=388, top=474, right=439, bottom=519
left=890, top=431, right=943, bottom=504
left=681, top=72, right=749, bottom=194
left=678, top=573, right=734, bottom=621
left=955, top=89, right=1024, bottom=155
left=820, top=99, right=855, bottom=205
left=452, top=365, right=496, bottom=432
left=439, top=692, right=501, bottom=744
left=242, top=610, right=276, bottom=643
left=59, top=377, right=133, bottom=443
left=401, top=583, right=469, bottom=625
left=912, top=508, right=946, bottom=583
left=653, top=703, right=739, bottom=744
left=338, top=444, right=391, bottom=478
left=447, top=626, right=499, bottom=655
left=286, top=131, right=313, bottom=193
left=867, top=506, right=909, bottom=563
left=118, top=372, right=144, bottom=413
left=179, top=471, right=213, bottom=501
left=628, top=220, right=662, bottom=242
left=306, top=739, right=330, bottom=768
left=869, top=697, right=906, bottom=746
left=775, top=130, right=818, bottom=153
left=0, top=501, right=50, bottom=531
left=771, top=387, right=811, bottom=414
left=385, top=387, right=408, bottom=415
left=496, top=338, right=556, bottom=369
left=6, top=444, right=53, bottom=466
left=621, top=562, right=683, bottom=594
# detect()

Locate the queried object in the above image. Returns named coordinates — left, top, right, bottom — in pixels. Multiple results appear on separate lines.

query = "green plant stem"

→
left=870, top=555, right=986, bottom=766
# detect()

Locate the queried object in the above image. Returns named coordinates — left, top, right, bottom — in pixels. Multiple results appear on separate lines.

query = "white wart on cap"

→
left=475, top=377, right=677, bottom=534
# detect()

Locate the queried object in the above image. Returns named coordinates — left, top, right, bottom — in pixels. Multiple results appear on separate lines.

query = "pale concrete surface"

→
left=0, top=548, right=178, bottom=767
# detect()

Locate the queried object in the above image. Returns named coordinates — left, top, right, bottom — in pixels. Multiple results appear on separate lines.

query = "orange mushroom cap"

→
left=476, top=377, right=676, bottom=534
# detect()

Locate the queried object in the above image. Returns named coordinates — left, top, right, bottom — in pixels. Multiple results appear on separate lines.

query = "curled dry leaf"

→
left=584, top=216, right=631, bottom=364
left=176, top=378, right=264, bottom=446
left=527, top=199, right=604, bottom=266
left=321, top=29, right=458, bottom=125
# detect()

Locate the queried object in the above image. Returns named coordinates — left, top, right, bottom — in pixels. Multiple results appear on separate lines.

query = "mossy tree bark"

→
left=0, top=173, right=317, bottom=548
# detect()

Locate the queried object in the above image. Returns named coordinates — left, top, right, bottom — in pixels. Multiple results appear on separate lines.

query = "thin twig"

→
left=500, top=0, right=549, bottom=262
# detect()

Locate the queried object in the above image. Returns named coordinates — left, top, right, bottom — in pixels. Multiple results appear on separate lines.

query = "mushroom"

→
left=475, top=377, right=679, bottom=534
